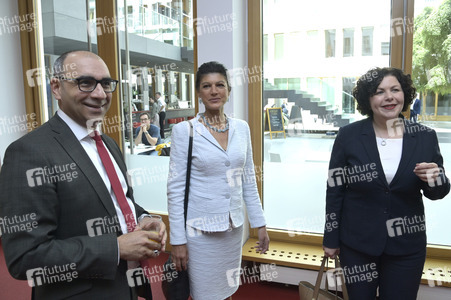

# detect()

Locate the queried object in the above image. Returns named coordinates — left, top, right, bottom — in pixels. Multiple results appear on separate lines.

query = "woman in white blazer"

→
left=167, top=61, right=270, bottom=300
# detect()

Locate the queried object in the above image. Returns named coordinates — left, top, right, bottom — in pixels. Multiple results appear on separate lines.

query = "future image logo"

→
left=194, top=13, right=237, bottom=37
left=126, top=264, right=179, bottom=287
left=26, top=67, right=43, bottom=87
left=87, top=17, right=118, bottom=37
left=126, top=268, right=148, bottom=287
left=86, top=118, right=103, bottom=132
left=226, top=168, right=243, bottom=187
left=327, top=163, right=378, bottom=187
left=26, top=263, right=78, bottom=287
left=426, top=167, right=446, bottom=187
left=0, top=213, right=38, bottom=237
left=86, top=216, right=121, bottom=237
left=326, top=268, right=345, bottom=288
left=386, top=118, right=404, bottom=137
left=327, top=168, right=345, bottom=187
left=226, top=264, right=278, bottom=288
left=226, top=267, right=242, bottom=287
left=386, top=215, right=425, bottom=237
left=326, top=263, right=378, bottom=287
left=25, top=164, right=78, bottom=187
left=26, top=168, right=46, bottom=187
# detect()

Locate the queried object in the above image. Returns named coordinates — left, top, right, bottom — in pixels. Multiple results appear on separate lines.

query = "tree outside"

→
left=412, top=0, right=451, bottom=118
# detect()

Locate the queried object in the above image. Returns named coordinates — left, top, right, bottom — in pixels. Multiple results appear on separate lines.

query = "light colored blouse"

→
left=376, top=137, right=403, bottom=184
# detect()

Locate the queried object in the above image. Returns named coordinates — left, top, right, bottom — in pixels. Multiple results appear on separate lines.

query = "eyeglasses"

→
left=140, top=118, right=149, bottom=121
left=56, top=76, right=119, bottom=93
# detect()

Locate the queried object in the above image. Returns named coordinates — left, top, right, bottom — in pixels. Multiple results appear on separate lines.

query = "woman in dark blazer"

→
left=323, top=67, right=450, bottom=300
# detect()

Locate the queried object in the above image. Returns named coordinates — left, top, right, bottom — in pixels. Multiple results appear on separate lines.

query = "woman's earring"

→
left=199, top=98, right=203, bottom=105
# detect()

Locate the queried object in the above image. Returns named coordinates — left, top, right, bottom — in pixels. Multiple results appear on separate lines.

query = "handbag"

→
left=162, top=121, right=193, bottom=300
left=299, top=256, right=349, bottom=300
left=156, top=142, right=171, bottom=156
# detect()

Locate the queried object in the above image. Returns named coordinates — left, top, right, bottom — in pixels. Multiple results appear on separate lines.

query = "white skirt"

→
left=186, top=225, right=244, bottom=300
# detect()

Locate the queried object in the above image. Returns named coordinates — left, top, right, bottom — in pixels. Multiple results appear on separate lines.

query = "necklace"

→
left=201, top=113, right=229, bottom=133
left=380, top=138, right=387, bottom=146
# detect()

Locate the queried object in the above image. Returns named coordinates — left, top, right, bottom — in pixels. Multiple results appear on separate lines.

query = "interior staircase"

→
left=263, top=89, right=351, bottom=128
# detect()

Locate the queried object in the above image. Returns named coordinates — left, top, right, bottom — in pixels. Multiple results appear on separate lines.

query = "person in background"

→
left=156, top=92, right=166, bottom=139
left=410, top=95, right=422, bottom=123
left=134, top=112, right=162, bottom=156
left=323, top=67, right=450, bottom=300
left=281, top=99, right=289, bottom=116
left=167, top=61, right=270, bottom=300
left=0, top=50, right=166, bottom=300
left=149, top=97, right=160, bottom=128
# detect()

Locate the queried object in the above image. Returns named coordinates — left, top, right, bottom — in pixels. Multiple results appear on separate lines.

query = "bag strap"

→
left=183, top=121, right=194, bottom=228
left=334, top=257, right=349, bottom=300
left=315, top=256, right=349, bottom=300
left=313, top=256, right=328, bottom=299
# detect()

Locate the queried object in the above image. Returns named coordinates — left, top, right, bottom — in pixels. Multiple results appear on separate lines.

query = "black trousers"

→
left=159, top=111, right=166, bottom=138
left=339, top=243, right=426, bottom=300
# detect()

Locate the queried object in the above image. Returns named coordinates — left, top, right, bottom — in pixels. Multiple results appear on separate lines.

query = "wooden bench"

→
left=242, top=238, right=451, bottom=287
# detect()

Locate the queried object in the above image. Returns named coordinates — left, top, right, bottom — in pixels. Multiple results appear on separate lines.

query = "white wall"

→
left=196, top=0, right=248, bottom=120
left=0, top=1, right=27, bottom=164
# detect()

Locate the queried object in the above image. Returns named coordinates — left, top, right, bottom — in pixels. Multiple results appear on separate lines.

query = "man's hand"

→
left=138, top=217, right=167, bottom=252
left=141, top=123, right=147, bottom=133
left=118, top=230, right=161, bottom=261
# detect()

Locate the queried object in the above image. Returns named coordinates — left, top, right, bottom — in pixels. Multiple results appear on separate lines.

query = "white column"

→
left=196, top=0, right=248, bottom=120
left=0, top=1, right=27, bottom=160
left=141, top=67, right=149, bottom=110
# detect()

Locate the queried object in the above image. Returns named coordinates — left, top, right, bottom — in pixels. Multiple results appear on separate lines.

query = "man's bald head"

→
left=53, top=50, right=105, bottom=78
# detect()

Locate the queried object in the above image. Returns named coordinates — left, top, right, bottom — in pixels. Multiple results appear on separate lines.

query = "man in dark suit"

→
left=0, top=51, right=166, bottom=299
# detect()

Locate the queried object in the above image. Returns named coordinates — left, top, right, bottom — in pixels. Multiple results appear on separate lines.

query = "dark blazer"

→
left=323, top=117, right=450, bottom=256
left=0, top=114, right=150, bottom=299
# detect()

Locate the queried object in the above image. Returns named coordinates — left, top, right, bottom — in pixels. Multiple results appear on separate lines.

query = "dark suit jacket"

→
left=0, top=114, right=150, bottom=299
left=323, top=117, right=450, bottom=256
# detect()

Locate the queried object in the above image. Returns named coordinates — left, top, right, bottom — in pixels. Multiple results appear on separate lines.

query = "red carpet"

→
left=1, top=240, right=298, bottom=299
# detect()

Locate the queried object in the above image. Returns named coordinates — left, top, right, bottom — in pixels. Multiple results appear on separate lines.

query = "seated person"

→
left=134, top=112, right=161, bottom=155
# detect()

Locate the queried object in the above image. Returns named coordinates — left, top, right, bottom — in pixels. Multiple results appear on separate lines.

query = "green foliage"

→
left=412, top=0, right=451, bottom=95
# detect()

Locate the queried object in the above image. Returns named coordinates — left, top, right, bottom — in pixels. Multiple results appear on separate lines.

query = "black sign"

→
left=266, top=108, right=284, bottom=132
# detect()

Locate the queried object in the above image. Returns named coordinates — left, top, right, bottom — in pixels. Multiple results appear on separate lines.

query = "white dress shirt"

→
left=57, top=110, right=137, bottom=234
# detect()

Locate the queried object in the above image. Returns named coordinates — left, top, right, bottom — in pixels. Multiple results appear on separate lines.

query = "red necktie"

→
left=91, top=131, right=153, bottom=277
left=92, top=131, right=136, bottom=232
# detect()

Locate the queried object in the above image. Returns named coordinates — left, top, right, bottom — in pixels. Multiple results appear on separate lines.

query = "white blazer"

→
left=167, top=115, right=266, bottom=245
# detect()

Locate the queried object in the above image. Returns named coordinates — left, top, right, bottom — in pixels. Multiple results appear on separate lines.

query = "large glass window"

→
left=117, top=0, right=195, bottom=213
left=412, top=0, right=451, bottom=245
left=263, top=0, right=390, bottom=235
left=40, top=0, right=195, bottom=213
left=261, top=0, right=451, bottom=247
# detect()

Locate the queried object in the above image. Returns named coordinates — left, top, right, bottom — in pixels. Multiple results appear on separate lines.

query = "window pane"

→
left=275, top=33, right=284, bottom=61
left=361, top=27, right=373, bottom=56
left=325, top=29, right=336, bottom=57
left=412, top=0, right=451, bottom=246
left=343, top=28, right=354, bottom=57
left=263, top=0, right=391, bottom=234
left=119, top=0, right=195, bottom=213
